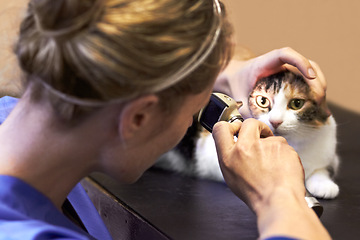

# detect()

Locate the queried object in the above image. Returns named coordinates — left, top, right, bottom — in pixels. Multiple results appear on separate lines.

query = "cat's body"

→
left=156, top=71, right=339, bottom=199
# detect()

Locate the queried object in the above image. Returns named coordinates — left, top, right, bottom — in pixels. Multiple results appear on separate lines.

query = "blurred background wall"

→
left=223, top=0, right=360, bottom=113
left=0, top=0, right=27, bottom=96
left=1, top=0, right=359, bottom=113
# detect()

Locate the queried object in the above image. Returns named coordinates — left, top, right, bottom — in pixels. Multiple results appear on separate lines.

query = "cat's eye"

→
left=289, top=99, right=305, bottom=110
left=255, top=96, right=270, bottom=108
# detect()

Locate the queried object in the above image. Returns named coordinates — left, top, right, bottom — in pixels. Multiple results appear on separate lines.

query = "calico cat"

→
left=156, top=71, right=339, bottom=199
left=247, top=71, right=339, bottom=199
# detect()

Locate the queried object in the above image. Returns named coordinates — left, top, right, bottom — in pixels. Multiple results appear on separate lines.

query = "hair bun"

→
left=32, top=0, right=102, bottom=38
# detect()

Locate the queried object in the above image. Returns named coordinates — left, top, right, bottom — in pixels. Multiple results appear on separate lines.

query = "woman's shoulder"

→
left=0, top=175, right=93, bottom=240
left=0, top=219, right=92, bottom=240
left=0, top=96, right=18, bottom=124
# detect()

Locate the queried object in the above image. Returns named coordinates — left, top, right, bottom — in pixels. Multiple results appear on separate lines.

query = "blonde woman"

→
left=0, top=0, right=329, bottom=239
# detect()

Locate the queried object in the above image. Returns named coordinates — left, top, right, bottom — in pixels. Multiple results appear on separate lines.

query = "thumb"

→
left=212, top=120, right=241, bottom=157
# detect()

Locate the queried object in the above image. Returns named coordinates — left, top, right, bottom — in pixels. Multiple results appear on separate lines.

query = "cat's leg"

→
left=305, top=168, right=339, bottom=199
left=195, top=135, right=224, bottom=181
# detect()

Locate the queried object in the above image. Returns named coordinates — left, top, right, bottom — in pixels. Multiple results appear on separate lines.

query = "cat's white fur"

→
left=194, top=132, right=223, bottom=181
left=194, top=86, right=340, bottom=199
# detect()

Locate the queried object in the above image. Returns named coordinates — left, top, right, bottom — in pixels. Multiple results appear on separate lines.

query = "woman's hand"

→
left=212, top=118, right=305, bottom=212
left=212, top=118, right=331, bottom=239
left=214, top=47, right=329, bottom=118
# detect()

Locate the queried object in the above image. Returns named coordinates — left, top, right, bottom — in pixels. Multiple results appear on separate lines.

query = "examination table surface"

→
left=82, top=103, right=360, bottom=240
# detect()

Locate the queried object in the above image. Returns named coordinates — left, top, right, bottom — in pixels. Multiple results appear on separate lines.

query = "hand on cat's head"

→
left=225, top=47, right=331, bottom=117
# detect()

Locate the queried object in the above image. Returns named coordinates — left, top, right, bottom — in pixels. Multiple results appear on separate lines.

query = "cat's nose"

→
left=270, top=120, right=283, bottom=129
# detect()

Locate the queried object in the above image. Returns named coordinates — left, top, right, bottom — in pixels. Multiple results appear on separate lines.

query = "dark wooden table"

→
left=82, top=103, right=360, bottom=240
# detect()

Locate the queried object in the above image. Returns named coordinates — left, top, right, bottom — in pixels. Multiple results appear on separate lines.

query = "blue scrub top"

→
left=0, top=175, right=95, bottom=239
left=0, top=96, right=112, bottom=240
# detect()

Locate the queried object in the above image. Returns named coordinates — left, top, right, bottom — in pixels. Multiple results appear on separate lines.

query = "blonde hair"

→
left=16, top=0, right=233, bottom=122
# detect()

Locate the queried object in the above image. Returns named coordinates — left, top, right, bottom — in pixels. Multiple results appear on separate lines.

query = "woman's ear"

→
left=118, top=95, right=160, bottom=143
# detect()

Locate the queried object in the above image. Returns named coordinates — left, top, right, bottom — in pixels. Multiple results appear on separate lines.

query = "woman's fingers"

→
left=236, top=119, right=273, bottom=144
left=253, top=47, right=317, bottom=81
left=212, top=119, right=273, bottom=158
left=212, top=120, right=241, bottom=156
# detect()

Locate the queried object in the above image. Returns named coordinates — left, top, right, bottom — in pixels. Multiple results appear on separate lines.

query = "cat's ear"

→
left=117, top=95, right=160, bottom=143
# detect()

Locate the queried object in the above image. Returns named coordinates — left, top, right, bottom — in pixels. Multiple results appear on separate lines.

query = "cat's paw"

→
left=306, top=174, right=339, bottom=199
left=306, top=176, right=339, bottom=199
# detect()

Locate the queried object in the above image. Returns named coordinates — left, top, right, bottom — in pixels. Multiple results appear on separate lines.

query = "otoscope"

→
left=198, top=93, right=323, bottom=217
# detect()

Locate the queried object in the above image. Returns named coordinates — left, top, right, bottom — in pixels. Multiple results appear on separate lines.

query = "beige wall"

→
left=1, top=0, right=359, bottom=113
left=0, top=0, right=27, bottom=96
left=223, top=0, right=360, bottom=113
